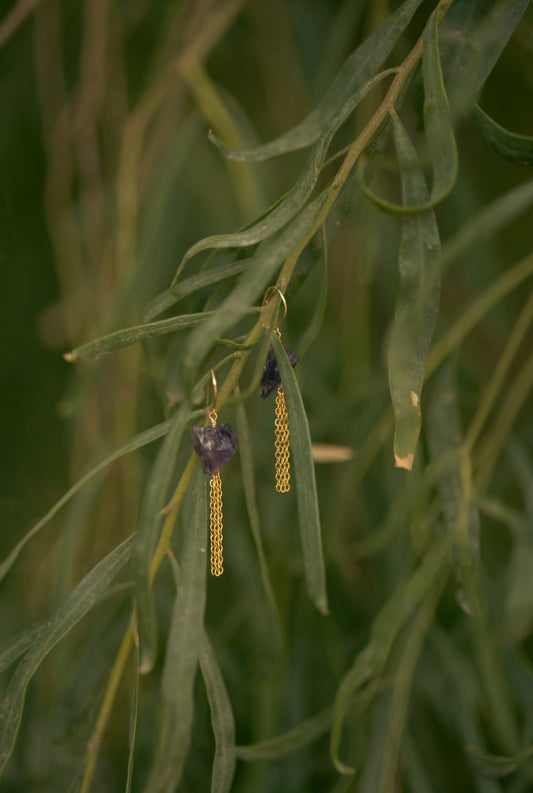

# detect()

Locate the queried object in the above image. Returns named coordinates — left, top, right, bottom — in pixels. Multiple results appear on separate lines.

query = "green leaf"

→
left=299, top=227, right=328, bottom=355
left=272, top=335, right=328, bottom=614
left=387, top=112, right=441, bottom=470
left=143, top=467, right=207, bottom=792
left=428, top=361, right=481, bottom=616
left=0, top=583, right=130, bottom=674
left=358, top=569, right=446, bottom=793
left=132, top=404, right=190, bottom=674
left=0, top=421, right=172, bottom=583
left=0, top=536, right=133, bottom=777
left=143, top=260, right=249, bottom=322
left=474, top=104, right=533, bottom=166
left=125, top=641, right=140, bottom=793
left=64, top=312, right=217, bottom=362
left=177, top=183, right=336, bottom=390
left=208, top=0, right=425, bottom=162
left=360, top=7, right=458, bottom=215
left=199, top=634, right=236, bottom=793
left=235, top=707, right=332, bottom=761
left=438, top=179, right=533, bottom=273
left=440, top=0, right=530, bottom=116
left=235, top=399, right=283, bottom=666
left=175, top=70, right=394, bottom=281
left=330, top=538, right=449, bottom=774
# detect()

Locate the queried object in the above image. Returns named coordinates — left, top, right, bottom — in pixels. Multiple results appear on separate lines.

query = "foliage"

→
left=2, top=0, right=533, bottom=791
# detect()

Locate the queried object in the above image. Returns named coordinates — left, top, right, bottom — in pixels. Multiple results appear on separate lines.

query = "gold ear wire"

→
left=207, top=368, right=218, bottom=427
left=263, top=286, right=291, bottom=492
left=262, top=285, right=287, bottom=338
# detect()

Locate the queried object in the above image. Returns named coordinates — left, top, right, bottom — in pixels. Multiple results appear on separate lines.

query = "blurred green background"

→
left=2, top=1, right=533, bottom=791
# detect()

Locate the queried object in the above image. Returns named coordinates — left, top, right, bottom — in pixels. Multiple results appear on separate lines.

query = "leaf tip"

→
left=394, top=452, right=415, bottom=471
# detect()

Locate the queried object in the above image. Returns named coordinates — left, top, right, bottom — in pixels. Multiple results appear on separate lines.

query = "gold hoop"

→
left=207, top=368, right=218, bottom=425
left=262, top=285, right=287, bottom=332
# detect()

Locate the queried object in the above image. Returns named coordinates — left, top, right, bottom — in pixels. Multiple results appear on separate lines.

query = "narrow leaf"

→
left=64, top=312, right=216, bottom=362
left=208, top=0, right=425, bottom=161
left=143, top=260, right=248, bottom=322
left=0, top=421, right=172, bottom=583
left=235, top=707, right=332, bottom=761
left=125, top=642, right=140, bottom=793
left=428, top=361, right=481, bottom=616
left=474, top=104, right=533, bottom=166
left=330, top=538, right=449, bottom=773
left=360, top=7, right=458, bottom=215
left=143, top=468, right=207, bottom=793
left=0, top=536, right=133, bottom=777
left=440, top=0, right=530, bottom=116
left=199, top=634, right=236, bottom=793
left=177, top=183, right=336, bottom=390
left=176, top=70, right=393, bottom=280
left=132, top=405, right=190, bottom=674
left=388, top=112, right=441, bottom=469
left=272, top=335, right=328, bottom=614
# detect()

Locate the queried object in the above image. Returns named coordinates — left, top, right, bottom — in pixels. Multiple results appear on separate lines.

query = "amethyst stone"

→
left=191, top=424, right=238, bottom=475
left=259, top=345, right=299, bottom=399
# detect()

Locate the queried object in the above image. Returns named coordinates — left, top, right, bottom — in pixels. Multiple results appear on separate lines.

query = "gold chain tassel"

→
left=209, top=472, right=224, bottom=576
left=274, top=385, right=291, bottom=492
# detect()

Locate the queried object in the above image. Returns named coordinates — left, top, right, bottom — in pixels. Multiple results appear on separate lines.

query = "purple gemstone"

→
left=191, top=423, right=238, bottom=475
left=259, top=345, right=299, bottom=399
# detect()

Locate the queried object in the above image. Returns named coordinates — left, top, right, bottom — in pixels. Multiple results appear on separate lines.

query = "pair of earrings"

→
left=190, top=286, right=298, bottom=577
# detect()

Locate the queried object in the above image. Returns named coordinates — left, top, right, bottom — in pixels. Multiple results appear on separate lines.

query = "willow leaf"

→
left=428, top=361, right=481, bottom=616
left=64, top=312, right=216, bottom=362
left=174, top=70, right=393, bottom=283
left=474, top=104, right=533, bottom=167
left=178, top=183, right=335, bottom=390
left=132, top=404, right=190, bottom=674
left=440, top=0, right=530, bottom=116
left=199, top=633, right=236, bottom=793
left=0, top=421, right=172, bottom=583
left=272, top=335, right=328, bottom=615
left=439, top=179, right=533, bottom=273
left=235, top=400, right=283, bottom=666
left=387, top=113, right=441, bottom=469
left=144, top=261, right=248, bottom=322
left=235, top=707, right=332, bottom=761
left=208, top=0, right=424, bottom=162
left=360, top=6, right=457, bottom=215
left=126, top=641, right=140, bottom=793
left=0, top=536, right=133, bottom=777
left=330, top=538, right=449, bottom=774
left=143, top=468, right=207, bottom=793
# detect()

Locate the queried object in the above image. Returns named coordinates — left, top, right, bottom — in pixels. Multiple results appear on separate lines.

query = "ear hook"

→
left=262, top=285, right=287, bottom=335
left=207, top=368, right=218, bottom=425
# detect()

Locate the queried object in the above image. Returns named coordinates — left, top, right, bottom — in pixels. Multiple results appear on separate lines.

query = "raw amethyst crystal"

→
left=191, top=424, right=238, bottom=475
left=259, top=345, right=299, bottom=399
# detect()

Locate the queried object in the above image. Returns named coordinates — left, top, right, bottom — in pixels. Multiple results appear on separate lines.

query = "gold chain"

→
left=274, top=385, right=291, bottom=492
left=209, top=472, right=224, bottom=576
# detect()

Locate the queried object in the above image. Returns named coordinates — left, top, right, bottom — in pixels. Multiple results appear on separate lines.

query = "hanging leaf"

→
left=272, top=335, right=328, bottom=614
left=387, top=112, right=441, bottom=469
left=0, top=536, right=133, bottom=776
left=428, top=360, right=481, bottom=616
left=474, top=104, right=533, bottom=166
left=208, top=0, right=425, bottom=161
left=143, top=467, right=207, bottom=792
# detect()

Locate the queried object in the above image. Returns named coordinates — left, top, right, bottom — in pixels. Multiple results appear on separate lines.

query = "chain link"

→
left=209, top=472, right=224, bottom=576
left=274, top=385, right=291, bottom=492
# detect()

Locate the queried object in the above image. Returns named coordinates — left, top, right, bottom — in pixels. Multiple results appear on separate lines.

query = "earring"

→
left=191, top=370, right=238, bottom=576
left=260, top=286, right=299, bottom=493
